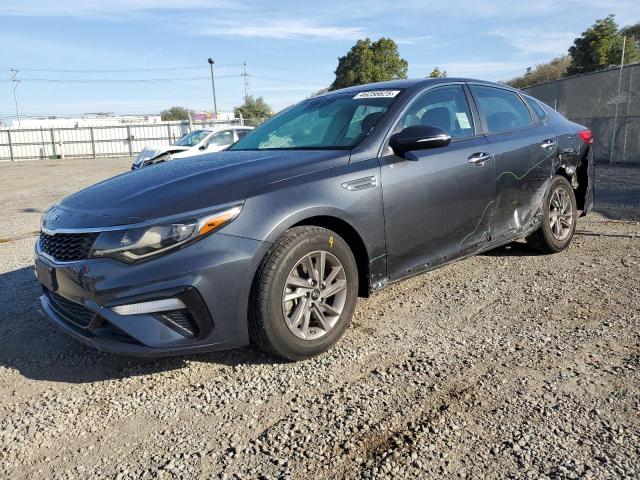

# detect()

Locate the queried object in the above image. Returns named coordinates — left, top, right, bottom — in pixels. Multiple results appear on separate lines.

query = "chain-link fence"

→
left=524, top=63, right=640, bottom=165
left=0, top=118, right=267, bottom=162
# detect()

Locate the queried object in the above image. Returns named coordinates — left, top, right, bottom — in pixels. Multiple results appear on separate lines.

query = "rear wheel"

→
left=249, top=226, right=358, bottom=360
left=527, top=176, right=577, bottom=253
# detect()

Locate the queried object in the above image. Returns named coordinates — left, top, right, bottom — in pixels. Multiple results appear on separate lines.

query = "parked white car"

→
left=131, top=126, right=254, bottom=169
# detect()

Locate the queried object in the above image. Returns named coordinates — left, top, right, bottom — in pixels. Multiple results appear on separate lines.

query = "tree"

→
left=234, top=95, right=273, bottom=120
left=330, top=38, right=408, bottom=90
left=428, top=67, right=447, bottom=78
left=309, top=87, right=330, bottom=98
left=160, top=106, right=191, bottom=121
left=620, top=22, right=640, bottom=50
left=505, top=55, right=572, bottom=88
left=567, top=15, right=640, bottom=75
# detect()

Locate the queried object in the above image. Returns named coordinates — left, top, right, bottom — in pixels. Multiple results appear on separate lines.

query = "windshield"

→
left=175, top=130, right=210, bottom=147
left=229, top=90, right=403, bottom=151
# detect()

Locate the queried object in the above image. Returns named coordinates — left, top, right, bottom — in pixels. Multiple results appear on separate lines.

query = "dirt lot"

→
left=0, top=157, right=638, bottom=479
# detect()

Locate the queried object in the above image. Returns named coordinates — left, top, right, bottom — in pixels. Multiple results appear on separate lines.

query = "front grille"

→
left=39, top=231, right=99, bottom=262
left=154, top=310, right=200, bottom=338
left=47, top=290, right=97, bottom=328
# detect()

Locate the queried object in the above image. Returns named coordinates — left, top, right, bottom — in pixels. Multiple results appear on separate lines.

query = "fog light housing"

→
left=112, top=298, right=186, bottom=315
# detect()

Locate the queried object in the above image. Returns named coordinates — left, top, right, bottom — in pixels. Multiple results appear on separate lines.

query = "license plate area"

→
left=35, top=259, right=57, bottom=291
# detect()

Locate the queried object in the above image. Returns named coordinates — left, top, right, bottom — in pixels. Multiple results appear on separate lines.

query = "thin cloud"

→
left=488, top=28, right=576, bottom=56
left=143, top=47, right=163, bottom=61
left=197, top=19, right=364, bottom=40
left=0, top=0, right=227, bottom=18
left=395, top=35, right=432, bottom=45
left=413, top=61, right=532, bottom=81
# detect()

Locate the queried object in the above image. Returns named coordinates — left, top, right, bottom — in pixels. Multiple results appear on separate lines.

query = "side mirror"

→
left=389, top=125, right=451, bottom=156
left=199, top=143, right=208, bottom=150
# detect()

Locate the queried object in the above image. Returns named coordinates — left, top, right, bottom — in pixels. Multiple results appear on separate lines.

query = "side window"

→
left=236, top=129, right=251, bottom=140
left=344, top=105, right=387, bottom=141
left=394, top=85, right=474, bottom=140
left=470, top=85, right=533, bottom=134
left=208, top=130, right=234, bottom=146
left=193, top=131, right=210, bottom=144
left=526, top=97, right=547, bottom=122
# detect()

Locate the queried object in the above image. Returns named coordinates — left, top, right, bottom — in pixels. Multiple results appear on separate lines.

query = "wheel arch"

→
left=291, top=216, right=371, bottom=298
left=554, top=166, right=573, bottom=186
left=554, top=147, right=590, bottom=212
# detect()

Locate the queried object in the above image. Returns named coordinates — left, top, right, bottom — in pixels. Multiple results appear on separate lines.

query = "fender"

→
left=221, top=157, right=387, bottom=287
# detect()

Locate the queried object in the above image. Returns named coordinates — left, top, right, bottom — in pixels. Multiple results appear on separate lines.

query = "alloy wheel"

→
left=549, top=187, right=573, bottom=241
left=282, top=250, right=347, bottom=340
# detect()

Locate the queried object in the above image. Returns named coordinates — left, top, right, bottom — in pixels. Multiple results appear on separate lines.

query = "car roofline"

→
left=314, top=77, right=521, bottom=98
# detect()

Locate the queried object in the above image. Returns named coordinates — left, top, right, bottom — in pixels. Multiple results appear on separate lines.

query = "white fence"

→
left=0, top=120, right=244, bottom=161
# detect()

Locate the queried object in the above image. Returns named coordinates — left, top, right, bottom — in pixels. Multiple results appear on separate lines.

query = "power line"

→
left=9, top=74, right=243, bottom=84
left=1, top=71, right=322, bottom=86
left=251, top=74, right=323, bottom=87
left=4, top=64, right=243, bottom=73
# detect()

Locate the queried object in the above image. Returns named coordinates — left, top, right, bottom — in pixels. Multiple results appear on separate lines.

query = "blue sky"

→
left=1, top=0, right=639, bottom=120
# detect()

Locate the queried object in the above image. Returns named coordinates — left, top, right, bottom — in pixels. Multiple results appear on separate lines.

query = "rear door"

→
left=379, top=84, right=496, bottom=280
left=469, top=84, right=556, bottom=240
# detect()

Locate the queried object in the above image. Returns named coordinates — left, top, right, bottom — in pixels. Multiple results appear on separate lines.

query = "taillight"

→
left=578, top=130, right=593, bottom=145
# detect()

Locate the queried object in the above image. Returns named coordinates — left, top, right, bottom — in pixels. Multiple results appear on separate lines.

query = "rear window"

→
left=526, top=97, right=547, bottom=121
left=470, top=85, right=533, bottom=134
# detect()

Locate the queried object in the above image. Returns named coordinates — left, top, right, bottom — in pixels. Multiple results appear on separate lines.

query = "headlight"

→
left=90, top=206, right=241, bottom=262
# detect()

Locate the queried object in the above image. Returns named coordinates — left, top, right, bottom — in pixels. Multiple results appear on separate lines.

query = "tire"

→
left=527, top=176, right=577, bottom=254
left=249, top=226, right=359, bottom=361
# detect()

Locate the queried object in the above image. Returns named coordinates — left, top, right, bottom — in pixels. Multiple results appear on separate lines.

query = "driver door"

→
left=379, top=84, right=497, bottom=280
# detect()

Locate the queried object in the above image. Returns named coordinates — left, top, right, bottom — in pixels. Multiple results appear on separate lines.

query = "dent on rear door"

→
left=491, top=126, right=556, bottom=238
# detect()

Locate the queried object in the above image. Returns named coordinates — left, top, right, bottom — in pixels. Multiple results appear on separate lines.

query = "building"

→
left=8, top=113, right=163, bottom=130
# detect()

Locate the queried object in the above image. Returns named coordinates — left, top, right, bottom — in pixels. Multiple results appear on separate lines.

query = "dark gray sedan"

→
left=35, top=78, right=594, bottom=360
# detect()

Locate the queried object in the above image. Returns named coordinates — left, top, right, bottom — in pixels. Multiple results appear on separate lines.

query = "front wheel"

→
left=527, top=176, right=577, bottom=253
left=249, top=226, right=358, bottom=361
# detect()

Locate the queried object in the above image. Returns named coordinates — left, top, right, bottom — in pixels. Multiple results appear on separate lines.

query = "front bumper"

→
left=34, top=232, right=268, bottom=356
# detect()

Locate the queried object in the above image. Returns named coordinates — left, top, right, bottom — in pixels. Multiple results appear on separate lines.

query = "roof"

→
left=323, top=77, right=517, bottom=95
left=201, top=125, right=254, bottom=132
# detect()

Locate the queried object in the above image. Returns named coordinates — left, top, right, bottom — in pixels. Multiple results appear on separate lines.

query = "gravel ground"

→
left=0, top=158, right=638, bottom=479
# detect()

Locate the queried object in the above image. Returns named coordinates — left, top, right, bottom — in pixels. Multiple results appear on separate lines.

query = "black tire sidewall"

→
left=539, top=176, right=577, bottom=252
left=259, top=228, right=358, bottom=360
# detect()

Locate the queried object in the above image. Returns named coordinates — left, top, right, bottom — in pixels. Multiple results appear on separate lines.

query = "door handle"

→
left=468, top=152, right=491, bottom=165
left=540, top=139, right=556, bottom=149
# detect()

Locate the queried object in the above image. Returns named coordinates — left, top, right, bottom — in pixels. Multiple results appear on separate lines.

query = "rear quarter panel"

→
left=548, top=114, right=594, bottom=213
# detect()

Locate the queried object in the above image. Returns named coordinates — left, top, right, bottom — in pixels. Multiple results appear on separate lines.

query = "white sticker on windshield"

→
left=353, top=90, right=400, bottom=99
left=456, top=112, right=471, bottom=129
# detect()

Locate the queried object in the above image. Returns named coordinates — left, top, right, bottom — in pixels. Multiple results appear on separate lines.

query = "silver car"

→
left=131, top=126, right=254, bottom=169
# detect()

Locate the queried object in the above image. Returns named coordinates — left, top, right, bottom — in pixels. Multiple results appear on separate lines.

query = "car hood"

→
left=51, top=150, right=350, bottom=229
left=134, top=145, right=191, bottom=164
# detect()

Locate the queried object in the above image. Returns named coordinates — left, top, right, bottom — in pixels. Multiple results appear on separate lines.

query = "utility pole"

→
left=10, top=69, right=21, bottom=127
left=609, top=35, right=626, bottom=165
left=241, top=62, right=250, bottom=101
left=207, top=58, right=218, bottom=119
